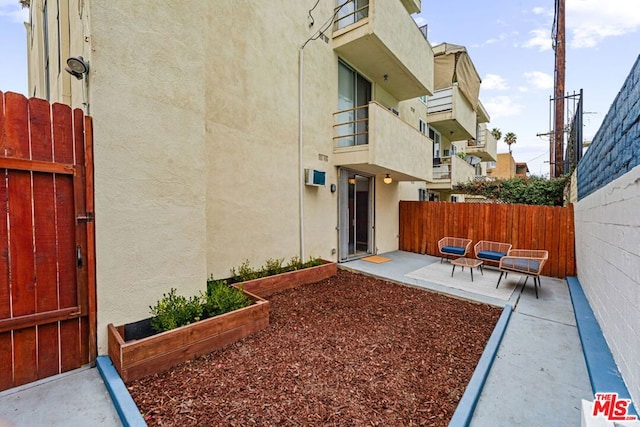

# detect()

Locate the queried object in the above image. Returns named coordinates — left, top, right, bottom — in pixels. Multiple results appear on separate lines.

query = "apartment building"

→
left=487, top=152, right=530, bottom=179
left=24, top=0, right=441, bottom=352
left=421, top=43, right=498, bottom=202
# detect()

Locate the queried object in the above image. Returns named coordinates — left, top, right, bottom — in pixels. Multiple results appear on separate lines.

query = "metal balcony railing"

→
left=334, top=1, right=370, bottom=31
left=333, top=104, right=369, bottom=147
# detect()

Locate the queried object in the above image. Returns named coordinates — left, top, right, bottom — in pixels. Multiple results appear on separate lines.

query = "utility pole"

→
left=553, top=0, right=566, bottom=177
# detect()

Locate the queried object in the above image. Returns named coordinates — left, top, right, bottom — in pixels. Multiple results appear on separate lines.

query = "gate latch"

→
left=76, top=212, right=94, bottom=223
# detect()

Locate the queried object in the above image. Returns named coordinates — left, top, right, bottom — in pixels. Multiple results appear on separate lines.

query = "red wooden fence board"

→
left=399, top=201, right=576, bottom=278
left=6, top=94, right=38, bottom=385
left=29, top=98, right=61, bottom=379
left=52, top=104, right=83, bottom=372
left=0, top=92, right=12, bottom=391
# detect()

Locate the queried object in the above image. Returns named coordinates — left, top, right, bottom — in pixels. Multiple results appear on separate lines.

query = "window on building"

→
left=428, top=126, right=441, bottom=158
left=419, top=119, right=427, bottom=135
left=336, top=0, right=369, bottom=30
left=451, top=195, right=458, bottom=202
left=337, top=60, right=371, bottom=147
left=418, top=188, right=427, bottom=201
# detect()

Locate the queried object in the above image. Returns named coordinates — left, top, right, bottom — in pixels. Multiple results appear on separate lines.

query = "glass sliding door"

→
left=338, top=168, right=374, bottom=261
left=336, top=61, right=371, bottom=147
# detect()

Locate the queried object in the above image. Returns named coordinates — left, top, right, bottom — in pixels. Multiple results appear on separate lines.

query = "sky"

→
left=1, top=1, right=639, bottom=177
left=414, top=0, right=640, bottom=176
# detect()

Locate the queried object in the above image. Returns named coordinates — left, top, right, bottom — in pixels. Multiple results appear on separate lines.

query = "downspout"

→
left=298, top=47, right=305, bottom=261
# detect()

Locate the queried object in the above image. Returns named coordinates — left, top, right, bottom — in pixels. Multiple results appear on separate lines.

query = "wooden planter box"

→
left=107, top=291, right=269, bottom=383
left=234, top=260, right=337, bottom=297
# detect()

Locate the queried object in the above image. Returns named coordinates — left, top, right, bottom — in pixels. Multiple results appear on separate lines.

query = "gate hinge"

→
left=77, top=212, right=94, bottom=223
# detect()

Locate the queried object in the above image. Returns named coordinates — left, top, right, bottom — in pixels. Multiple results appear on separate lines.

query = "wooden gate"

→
left=0, top=92, right=95, bottom=392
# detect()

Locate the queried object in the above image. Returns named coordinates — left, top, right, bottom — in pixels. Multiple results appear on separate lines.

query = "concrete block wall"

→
left=574, top=54, right=640, bottom=407
left=577, top=55, right=640, bottom=199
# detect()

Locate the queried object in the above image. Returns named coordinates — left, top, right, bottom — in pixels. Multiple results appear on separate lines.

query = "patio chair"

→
left=437, top=237, right=472, bottom=263
left=496, top=249, right=549, bottom=298
left=474, top=240, right=512, bottom=267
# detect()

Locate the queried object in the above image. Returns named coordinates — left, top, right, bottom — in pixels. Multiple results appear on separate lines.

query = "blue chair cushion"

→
left=478, top=250, right=507, bottom=261
left=442, top=246, right=466, bottom=255
left=502, top=258, right=540, bottom=272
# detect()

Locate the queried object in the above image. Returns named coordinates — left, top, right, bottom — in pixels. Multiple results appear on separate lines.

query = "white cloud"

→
left=532, top=7, right=546, bottom=15
left=484, top=96, right=525, bottom=119
left=523, top=71, right=553, bottom=90
left=413, top=15, right=427, bottom=28
left=483, top=74, right=509, bottom=90
left=567, top=0, right=640, bottom=48
left=523, top=28, right=553, bottom=51
left=0, top=1, right=29, bottom=23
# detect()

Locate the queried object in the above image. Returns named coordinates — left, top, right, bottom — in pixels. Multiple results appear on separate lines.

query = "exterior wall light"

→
left=65, top=56, right=89, bottom=79
left=384, top=174, right=392, bottom=184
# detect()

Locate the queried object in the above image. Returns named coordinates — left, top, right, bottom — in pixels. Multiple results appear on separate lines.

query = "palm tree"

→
left=504, top=132, right=517, bottom=154
left=491, top=128, right=502, bottom=143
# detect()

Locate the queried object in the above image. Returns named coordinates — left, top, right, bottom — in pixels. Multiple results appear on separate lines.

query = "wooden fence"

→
left=399, top=201, right=575, bottom=278
left=0, top=91, right=95, bottom=391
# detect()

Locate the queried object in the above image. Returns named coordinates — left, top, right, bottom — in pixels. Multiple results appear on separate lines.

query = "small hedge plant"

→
left=204, top=279, right=251, bottom=317
left=149, top=288, right=204, bottom=333
left=230, top=256, right=324, bottom=282
left=149, top=283, right=251, bottom=333
left=149, top=256, right=324, bottom=333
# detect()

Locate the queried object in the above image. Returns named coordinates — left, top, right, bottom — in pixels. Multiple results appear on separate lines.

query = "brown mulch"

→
left=127, top=270, right=502, bottom=426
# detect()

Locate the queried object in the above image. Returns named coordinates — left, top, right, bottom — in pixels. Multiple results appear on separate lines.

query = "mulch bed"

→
left=127, top=270, right=502, bottom=426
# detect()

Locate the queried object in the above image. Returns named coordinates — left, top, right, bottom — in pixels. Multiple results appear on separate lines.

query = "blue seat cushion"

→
left=442, top=246, right=466, bottom=255
left=502, top=258, right=540, bottom=272
left=478, top=250, right=507, bottom=261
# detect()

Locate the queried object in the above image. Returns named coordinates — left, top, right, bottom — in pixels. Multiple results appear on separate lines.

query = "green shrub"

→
left=149, top=288, right=204, bottom=333
left=263, top=257, right=286, bottom=276
left=230, top=259, right=262, bottom=282
left=302, top=257, right=324, bottom=268
left=287, top=256, right=303, bottom=271
left=204, top=279, right=251, bottom=317
left=231, top=256, right=324, bottom=281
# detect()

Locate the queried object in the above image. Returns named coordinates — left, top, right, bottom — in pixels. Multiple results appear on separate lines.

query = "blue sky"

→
left=1, top=1, right=639, bottom=177
left=415, top=0, right=640, bottom=176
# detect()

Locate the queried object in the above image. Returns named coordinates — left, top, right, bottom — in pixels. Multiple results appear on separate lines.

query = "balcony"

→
left=466, top=123, right=497, bottom=162
left=427, top=85, right=476, bottom=141
left=333, top=102, right=432, bottom=181
left=429, top=155, right=475, bottom=189
left=399, top=0, right=421, bottom=14
left=333, top=0, right=434, bottom=101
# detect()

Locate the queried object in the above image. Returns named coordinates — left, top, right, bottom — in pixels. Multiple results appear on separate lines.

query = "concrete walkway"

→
left=0, top=366, right=121, bottom=427
left=0, top=250, right=594, bottom=426
left=343, top=250, right=594, bottom=426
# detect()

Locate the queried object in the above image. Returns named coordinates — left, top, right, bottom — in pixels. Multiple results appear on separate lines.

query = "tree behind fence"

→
left=399, top=201, right=575, bottom=278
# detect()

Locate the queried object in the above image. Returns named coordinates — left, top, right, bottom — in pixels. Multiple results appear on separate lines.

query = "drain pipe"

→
left=298, top=47, right=305, bottom=262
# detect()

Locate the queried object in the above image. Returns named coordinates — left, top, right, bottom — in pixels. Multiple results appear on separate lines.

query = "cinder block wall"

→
left=574, top=55, right=640, bottom=407
left=578, top=56, right=640, bottom=199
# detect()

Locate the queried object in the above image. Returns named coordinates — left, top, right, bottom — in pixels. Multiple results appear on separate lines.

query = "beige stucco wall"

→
left=86, top=2, right=209, bottom=353
left=204, top=1, right=340, bottom=278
